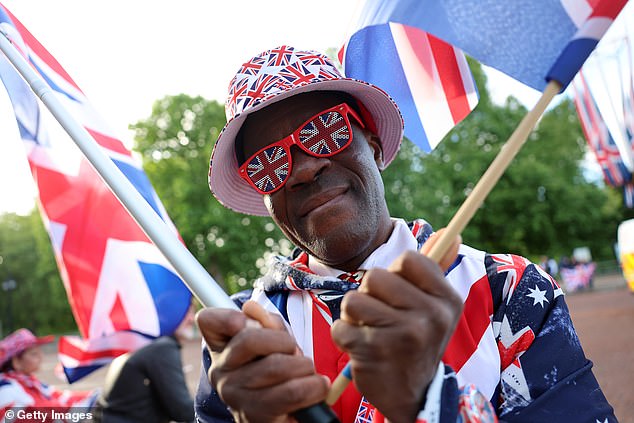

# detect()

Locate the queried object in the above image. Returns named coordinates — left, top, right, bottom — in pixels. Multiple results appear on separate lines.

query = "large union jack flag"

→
left=340, top=3, right=479, bottom=153
left=0, top=3, right=191, bottom=382
left=341, top=0, right=627, bottom=154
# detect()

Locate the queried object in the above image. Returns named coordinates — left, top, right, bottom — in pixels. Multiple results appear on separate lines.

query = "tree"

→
left=382, top=59, right=623, bottom=261
left=128, top=62, right=625, bottom=297
left=131, top=95, right=289, bottom=294
left=0, top=211, right=75, bottom=335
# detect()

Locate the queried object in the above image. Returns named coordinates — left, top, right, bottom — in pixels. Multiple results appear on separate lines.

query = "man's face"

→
left=240, top=92, right=393, bottom=270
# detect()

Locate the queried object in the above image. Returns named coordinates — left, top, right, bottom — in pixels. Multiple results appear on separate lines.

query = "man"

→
left=195, top=46, right=615, bottom=422
left=94, top=305, right=196, bottom=423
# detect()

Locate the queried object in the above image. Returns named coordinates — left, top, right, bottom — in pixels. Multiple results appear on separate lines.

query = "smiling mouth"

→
left=299, top=187, right=349, bottom=217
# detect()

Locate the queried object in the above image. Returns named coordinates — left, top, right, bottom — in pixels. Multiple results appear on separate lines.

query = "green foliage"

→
left=131, top=95, right=290, bottom=294
left=1, top=59, right=630, bottom=333
left=0, top=211, right=75, bottom=336
left=383, top=59, right=623, bottom=261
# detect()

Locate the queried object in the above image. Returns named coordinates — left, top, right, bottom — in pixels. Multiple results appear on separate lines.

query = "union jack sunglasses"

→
left=238, top=103, right=365, bottom=195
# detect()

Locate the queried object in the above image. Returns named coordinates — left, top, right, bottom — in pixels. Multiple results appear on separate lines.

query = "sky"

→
left=1, top=0, right=626, bottom=215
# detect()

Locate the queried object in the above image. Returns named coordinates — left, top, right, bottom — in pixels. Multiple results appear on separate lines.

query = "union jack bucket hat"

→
left=209, top=45, right=404, bottom=216
left=0, top=329, right=54, bottom=367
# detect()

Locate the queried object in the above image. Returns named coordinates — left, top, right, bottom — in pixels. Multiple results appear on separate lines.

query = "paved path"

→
left=36, top=273, right=633, bottom=421
left=566, top=276, right=633, bottom=422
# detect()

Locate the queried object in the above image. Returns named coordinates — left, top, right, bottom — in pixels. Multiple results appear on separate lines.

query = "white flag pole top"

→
left=0, top=29, right=238, bottom=311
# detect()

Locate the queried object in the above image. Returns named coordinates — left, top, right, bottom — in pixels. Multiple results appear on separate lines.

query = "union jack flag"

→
left=241, top=55, right=266, bottom=76
left=0, top=3, right=191, bottom=382
left=268, top=45, right=295, bottom=67
left=354, top=397, right=376, bottom=423
left=300, top=111, right=349, bottom=154
left=246, top=146, right=289, bottom=192
left=624, top=40, right=634, bottom=140
left=340, top=0, right=627, bottom=155
left=572, top=70, right=632, bottom=188
left=347, top=0, right=627, bottom=91
left=340, top=17, right=478, bottom=153
left=490, top=254, right=529, bottom=304
left=278, top=60, right=317, bottom=86
left=225, top=47, right=345, bottom=120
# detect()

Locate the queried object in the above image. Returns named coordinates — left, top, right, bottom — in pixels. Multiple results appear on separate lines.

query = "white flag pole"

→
left=0, top=30, right=238, bottom=311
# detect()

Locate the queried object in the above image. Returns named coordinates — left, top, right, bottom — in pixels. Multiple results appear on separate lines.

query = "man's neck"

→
left=308, top=218, right=417, bottom=275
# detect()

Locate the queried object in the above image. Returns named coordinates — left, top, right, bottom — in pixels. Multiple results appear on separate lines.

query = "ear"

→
left=367, top=133, right=385, bottom=171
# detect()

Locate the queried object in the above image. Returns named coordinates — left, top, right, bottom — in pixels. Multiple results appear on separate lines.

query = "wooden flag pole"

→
left=327, top=79, right=562, bottom=407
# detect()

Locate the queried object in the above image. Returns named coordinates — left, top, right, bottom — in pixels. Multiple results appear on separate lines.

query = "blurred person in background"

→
left=0, top=328, right=98, bottom=415
left=93, top=304, right=196, bottom=423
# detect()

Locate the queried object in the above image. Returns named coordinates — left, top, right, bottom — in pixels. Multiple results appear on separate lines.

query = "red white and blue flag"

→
left=340, top=16, right=478, bottom=152
left=572, top=70, right=632, bottom=188
left=571, top=23, right=634, bottom=207
left=0, top=3, right=192, bottom=382
left=347, top=0, right=627, bottom=92
left=624, top=40, right=634, bottom=141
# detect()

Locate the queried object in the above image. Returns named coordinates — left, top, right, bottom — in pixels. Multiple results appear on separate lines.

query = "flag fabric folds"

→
left=571, top=28, right=634, bottom=208
left=0, top=3, right=192, bottom=381
left=347, top=0, right=627, bottom=92
left=340, top=20, right=479, bottom=153
left=572, top=71, right=632, bottom=188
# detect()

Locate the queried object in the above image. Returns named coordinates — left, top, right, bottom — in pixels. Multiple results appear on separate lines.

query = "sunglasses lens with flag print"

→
left=238, top=103, right=365, bottom=195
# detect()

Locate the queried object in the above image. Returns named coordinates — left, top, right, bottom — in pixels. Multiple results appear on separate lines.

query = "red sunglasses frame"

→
left=238, top=102, right=365, bottom=195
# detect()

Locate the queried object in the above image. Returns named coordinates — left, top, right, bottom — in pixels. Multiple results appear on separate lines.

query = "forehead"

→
left=239, top=91, right=352, bottom=157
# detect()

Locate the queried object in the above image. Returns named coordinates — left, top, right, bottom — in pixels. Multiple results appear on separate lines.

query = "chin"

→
left=303, top=217, right=376, bottom=264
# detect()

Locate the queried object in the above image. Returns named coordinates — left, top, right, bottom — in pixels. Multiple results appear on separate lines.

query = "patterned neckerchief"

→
left=253, top=219, right=434, bottom=295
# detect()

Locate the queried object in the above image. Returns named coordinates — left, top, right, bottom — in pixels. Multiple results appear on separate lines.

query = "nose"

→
left=285, top=146, right=330, bottom=191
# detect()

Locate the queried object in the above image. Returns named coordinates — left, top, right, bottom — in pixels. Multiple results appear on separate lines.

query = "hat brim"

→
left=0, top=334, right=54, bottom=368
left=209, top=78, right=403, bottom=216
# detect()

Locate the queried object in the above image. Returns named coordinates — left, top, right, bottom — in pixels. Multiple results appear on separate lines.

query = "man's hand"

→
left=330, top=232, right=463, bottom=423
left=196, top=302, right=330, bottom=423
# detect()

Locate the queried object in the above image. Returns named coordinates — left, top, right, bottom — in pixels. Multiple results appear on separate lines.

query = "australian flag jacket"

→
left=195, top=218, right=616, bottom=423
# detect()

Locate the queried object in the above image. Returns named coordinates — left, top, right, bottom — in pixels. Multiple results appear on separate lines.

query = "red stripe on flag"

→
left=309, top=297, right=361, bottom=423
left=443, top=275, right=493, bottom=371
left=110, top=294, right=131, bottom=332
left=58, top=337, right=129, bottom=361
left=2, top=6, right=82, bottom=92
left=591, top=0, right=627, bottom=19
left=426, top=33, right=471, bottom=123
left=86, top=128, right=131, bottom=156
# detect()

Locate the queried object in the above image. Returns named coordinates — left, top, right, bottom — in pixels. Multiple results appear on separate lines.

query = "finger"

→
left=220, top=327, right=298, bottom=370
left=196, top=308, right=247, bottom=352
left=222, top=353, right=319, bottom=390
left=339, top=290, right=401, bottom=327
left=357, top=267, right=438, bottom=310
left=420, top=228, right=462, bottom=272
left=243, top=300, right=285, bottom=330
left=243, top=300, right=303, bottom=356
left=223, top=374, right=330, bottom=418
left=330, top=318, right=359, bottom=353
left=330, top=319, right=393, bottom=357
left=387, top=250, right=460, bottom=300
